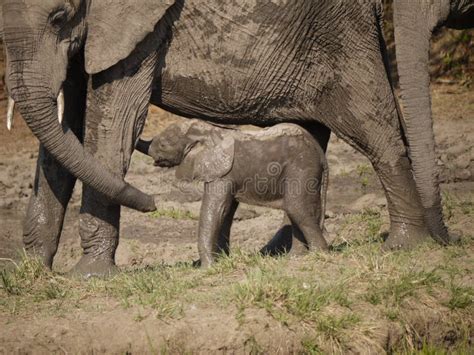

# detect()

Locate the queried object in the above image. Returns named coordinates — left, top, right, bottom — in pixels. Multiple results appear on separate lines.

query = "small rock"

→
left=235, top=207, right=259, bottom=221
left=454, top=169, right=471, bottom=182
left=325, top=210, right=336, bottom=219
left=349, top=193, right=386, bottom=211
left=439, top=153, right=448, bottom=163
left=446, top=145, right=466, bottom=156
left=454, top=155, right=470, bottom=170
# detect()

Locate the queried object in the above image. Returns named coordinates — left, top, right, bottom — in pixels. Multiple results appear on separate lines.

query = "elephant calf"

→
left=137, top=120, right=329, bottom=267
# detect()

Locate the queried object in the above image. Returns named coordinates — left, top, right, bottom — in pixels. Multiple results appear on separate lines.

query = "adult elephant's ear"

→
left=177, top=137, right=235, bottom=183
left=85, top=0, right=175, bottom=74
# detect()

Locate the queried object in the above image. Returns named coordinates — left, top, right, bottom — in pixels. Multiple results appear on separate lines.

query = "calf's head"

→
left=148, top=121, right=235, bottom=183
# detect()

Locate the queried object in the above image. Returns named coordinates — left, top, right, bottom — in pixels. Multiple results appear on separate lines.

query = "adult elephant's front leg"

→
left=71, top=55, right=157, bottom=277
left=23, top=58, right=87, bottom=269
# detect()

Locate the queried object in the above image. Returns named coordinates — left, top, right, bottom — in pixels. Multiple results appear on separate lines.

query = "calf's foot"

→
left=199, top=256, right=216, bottom=269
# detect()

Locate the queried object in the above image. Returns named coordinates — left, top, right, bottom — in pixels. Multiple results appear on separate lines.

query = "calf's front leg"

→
left=198, top=181, right=235, bottom=268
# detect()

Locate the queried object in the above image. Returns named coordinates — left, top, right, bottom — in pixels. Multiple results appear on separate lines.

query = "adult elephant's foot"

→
left=383, top=222, right=431, bottom=250
left=68, top=256, right=119, bottom=279
left=77, top=194, right=120, bottom=278
left=374, top=157, right=435, bottom=251
left=424, top=206, right=460, bottom=245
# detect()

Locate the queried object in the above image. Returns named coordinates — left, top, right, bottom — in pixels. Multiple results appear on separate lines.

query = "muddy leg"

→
left=23, top=57, right=86, bottom=268
left=314, top=43, right=430, bottom=249
left=261, top=213, right=311, bottom=256
left=340, top=113, right=430, bottom=249
left=198, top=181, right=234, bottom=268
left=260, top=123, right=331, bottom=256
left=216, top=200, right=239, bottom=256
left=70, top=55, right=157, bottom=277
left=374, top=156, right=431, bottom=249
left=286, top=207, right=328, bottom=253
left=334, top=120, right=430, bottom=249
left=23, top=147, right=77, bottom=268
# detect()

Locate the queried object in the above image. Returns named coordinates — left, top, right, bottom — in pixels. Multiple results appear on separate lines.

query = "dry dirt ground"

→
left=0, top=80, right=473, bottom=352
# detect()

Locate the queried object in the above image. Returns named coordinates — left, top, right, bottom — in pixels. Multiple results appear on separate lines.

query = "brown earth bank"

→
left=0, top=27, right=473, bottom=355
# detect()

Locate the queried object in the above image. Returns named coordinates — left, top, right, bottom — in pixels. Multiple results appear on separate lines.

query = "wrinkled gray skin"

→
left=394, top=0, right=474, bottom=244
left=0, top=0, right=455, bottom=276
left=137, top=121, right=329, bottom=268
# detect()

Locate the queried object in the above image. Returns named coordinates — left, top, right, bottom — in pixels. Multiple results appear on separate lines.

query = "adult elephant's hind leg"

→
left=341, top=97, right=430, bottom=249
left=375, top=155, right=431, bottom=249
left=71, top=54, right=157, bottom=278
left=326, top=37, right=432, bottom=249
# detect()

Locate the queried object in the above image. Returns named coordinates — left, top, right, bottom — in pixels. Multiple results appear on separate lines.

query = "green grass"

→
left=232, top=267, right=353, bottom=323
left=91, top=264, right=200, bottom=318
left=332, top=208, right=384, bottom=249
left=356, top=164, right=373, bottom=189
left=148, top=208, right=197, bottom=220
left=0, top=251, right=50, bottom=296
left=365, top=269, right=443, bottom=307
left=445, top=283, right=473, bottom=310
left=301, top=337, right=324, bottom=355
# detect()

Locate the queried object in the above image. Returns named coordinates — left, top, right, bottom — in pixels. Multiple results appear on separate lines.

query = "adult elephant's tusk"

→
left=57, top=89, right=64, bottom=124
left=7, top=97, right=15, bottom=131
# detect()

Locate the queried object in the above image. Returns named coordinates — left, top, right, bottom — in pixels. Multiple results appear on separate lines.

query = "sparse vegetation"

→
left=445, top=283, right=473, bottom=310
left=1, top=224, right=472, bottom=353
left=148, top=207, right=197, bottom=220
left=356, top=164, right=373, bottom=189
left=332, top=208, right=384, bottom=248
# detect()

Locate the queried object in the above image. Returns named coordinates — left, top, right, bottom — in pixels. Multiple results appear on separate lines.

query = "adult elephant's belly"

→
left=151, top=0, right=342, bottom=125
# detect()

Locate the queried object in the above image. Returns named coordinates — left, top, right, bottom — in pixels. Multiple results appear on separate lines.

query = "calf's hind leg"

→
left=284, top=181, right=329, bottom=252
left=216, top=200, right=239, bottom=256
left=260, top=122, right=331, bottom=256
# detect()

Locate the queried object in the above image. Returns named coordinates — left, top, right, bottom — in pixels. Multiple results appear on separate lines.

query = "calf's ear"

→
left=85, top=0, right=175, bottom=74
left=176, top=137, right=235, bottom=183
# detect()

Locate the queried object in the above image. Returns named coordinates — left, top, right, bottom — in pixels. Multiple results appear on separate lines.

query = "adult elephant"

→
left=0, top=0, right=442, bottom=276
left=393, top=0, right=474, bottom=243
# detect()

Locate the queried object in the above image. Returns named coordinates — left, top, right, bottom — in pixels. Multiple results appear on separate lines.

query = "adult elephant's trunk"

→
left=4, top=45, right=156, bottom=213
left=393, top=0, right=449, bottom=243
